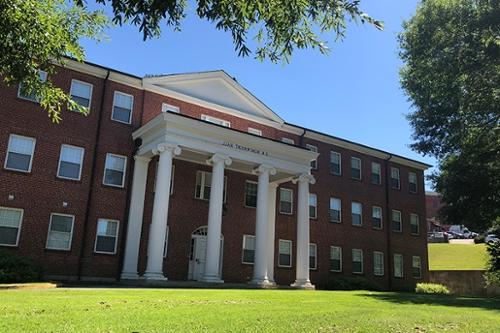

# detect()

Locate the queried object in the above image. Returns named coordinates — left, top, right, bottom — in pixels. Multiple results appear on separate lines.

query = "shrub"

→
left=325, top=276, right=381, bottom=291
left=474, top=234, right=485, bottom=244
left=0, top=251, right=42, bottom=283
left=484, top=240, right=500, bottom=286
left=415, top=283, right=450, bottom=295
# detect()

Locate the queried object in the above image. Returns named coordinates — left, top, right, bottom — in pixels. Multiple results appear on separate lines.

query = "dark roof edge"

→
left=62, top=56, right=143, bottom=80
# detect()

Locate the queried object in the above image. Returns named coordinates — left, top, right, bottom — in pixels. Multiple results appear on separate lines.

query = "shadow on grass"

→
left=362, top=292, right=500, bottom=312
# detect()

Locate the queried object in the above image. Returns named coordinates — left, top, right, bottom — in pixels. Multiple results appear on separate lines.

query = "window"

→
left=351, top=157, right=361, bottom=180
left=309, top=244, right=317, bottom=270
left=410, top=214, right=420, bottom=235
left=329, top=197, right=341, bottom=223
left=371, top=162, right=381, bottom=185
left=46, top=214, right=74, bottom=250
left=372, top=206, right=383, bottom=229
left=306, top=144, right=318, bottom=170
left=242, top=235, right=255, bottom=264
left=195, top=171, right=227, bottom=202
left=4, top=134, right=36, bottom=172
left=0, top=207, right=23, bottom=247
left=352, top=249, right=363, bottom=274
left=392, top=210, right=402, bottom=232
left=373, top=251, right=384, bottom=276
left=412, top=256, right=422, bottom=278
left=281, top=137, right=295, bottom=145
left=278, top=240, right=292, bottom=267
left=70, top=80, right=93, bottom=109
left=57, top=145, right=84, bottom=180
left=390, top=167, right=400, bottom=189
left=112, top=91, right=134, bottom=124
left=201, top=114, right=230, bottom=127
left=330, top=151, right=341, bottom=175
left=248, top=128, right=262, bottom=136
left=394, top=254, right=404, bottom=278
left=409, top=172, right=418, bottom=193
left=161, top=102, right=180, bottom=113
left=94, top=219, right=119, bottom=254
left=330, top=246, right=342, bottom=272
left=279, top=188, right=293, bottom=214
left=244, top=181, right=258, bottom=208
left=309, top=193, right=317, bottom=219
left=103, top=154, right=127, bottom=187
left=351, top=202, right=362, bottom=226
left=18, top=70, right=47, bottom=102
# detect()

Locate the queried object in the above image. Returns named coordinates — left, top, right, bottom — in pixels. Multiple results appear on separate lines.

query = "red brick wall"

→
left=0, top=64, right=427, bottom=290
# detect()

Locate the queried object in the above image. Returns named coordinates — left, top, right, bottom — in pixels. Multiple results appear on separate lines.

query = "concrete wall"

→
left=429, top=270, right=500, bottom=297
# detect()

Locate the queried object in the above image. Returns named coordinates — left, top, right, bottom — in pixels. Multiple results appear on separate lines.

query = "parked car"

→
left=448, top=225, right=478, bottom=239
left=485, top=234, right=499, bottom=243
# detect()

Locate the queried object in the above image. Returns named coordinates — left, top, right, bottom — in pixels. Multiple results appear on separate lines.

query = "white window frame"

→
left=45, top=213, right=75, bottom=251
left=4, top=134, right=36, bottom=173
left=248, top=127, right=262, bottom=136
left=372, top=206, right=383, bottom=230
left=309, top=193, right=317, bottom=219
left=350, top=157, right=362, bottom=180
left=391, top=167, right=401, bottom=190
left=242, top=234, right=256, bottom=265
left=278, top=239, right=292, bottom=268
left=163, top=225, right=170, bottom=258
left=279, top=188, right=293, bottom=215
left=56, top=144, right=85, bottom=181
left=0, top=207, right=24, bottom=247
left=371, top=162, right=381, bottom=185
left=244, top=180, right=258, bottom=208
left=17, top=70, right=47, bottom=102
left=351, top=201, right=363, bottom=226
left=412, top=255, right=422, bottom=279
left=309, top=243, right=317, bottom=270
left=392, top=210, right=402, bottom=232
left=394, top=253, right=404, bottom=278
left=94, top=218, right=120, bottom=255
left=330, top=151, right=342, bottom=175
left=162, top=102, right=180, bottom=113
left=281, top=137, right=295, bottom=145
left=70, top=79, right=93, bottom=110
left=103, top=153, right=127, bottom=188
left=330, top=246, right=342, bottom=272
left=111, top=91, right=134, bottom=124
left=194, top=170, right=227, bottom=203
left=201, top=114, right=230, bottom=127
left=409, top=172, right=418, bottom=193
left=329, top=197, right=342, bottom=223
left=373, top=251, right=384, bottom=276
left=410, top=213, right=420, bottom=235
left=352, top=248, right=364, bottom=274
left=306, top=144, right=318, bottom=170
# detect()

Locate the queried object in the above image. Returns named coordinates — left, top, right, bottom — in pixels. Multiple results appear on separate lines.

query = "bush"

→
left=325, top=276, right=381, bottom=291
left=484, top=240, right=500, bottom=286
left=0, top=251, right=42, bottom=283
left=415, top=283, right=450, bottom=295
left=474, top=234, right=485, bottom=244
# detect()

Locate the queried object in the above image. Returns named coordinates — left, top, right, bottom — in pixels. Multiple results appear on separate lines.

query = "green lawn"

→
left=428, top=243, right=488, bottom=270
left=1, top=288, right=499, bottom=332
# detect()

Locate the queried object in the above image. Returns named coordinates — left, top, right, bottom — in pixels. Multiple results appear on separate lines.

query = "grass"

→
left=0, top=282, right=58, bottom=290
left=428, top=243, right=488, bottom=270
left=1, top=288, right=499, bottom=332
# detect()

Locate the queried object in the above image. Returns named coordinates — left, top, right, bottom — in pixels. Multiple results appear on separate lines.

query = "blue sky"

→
left=81, top=0, right=435, bottom=189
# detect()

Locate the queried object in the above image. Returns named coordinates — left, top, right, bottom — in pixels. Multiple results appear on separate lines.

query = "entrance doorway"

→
left=188, top=226, right=224, bottom=281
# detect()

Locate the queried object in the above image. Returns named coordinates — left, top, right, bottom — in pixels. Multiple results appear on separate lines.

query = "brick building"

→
left=0, top=59, right=430, bottom=290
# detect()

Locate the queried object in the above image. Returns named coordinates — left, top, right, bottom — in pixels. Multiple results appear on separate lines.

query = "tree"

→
left=399, top=0, right=500, bottom=231
left=0, top=0, right=382, bottom=122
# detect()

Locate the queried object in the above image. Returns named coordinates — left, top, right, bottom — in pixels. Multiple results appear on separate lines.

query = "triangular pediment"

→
left=143, top=71, right=284, bottom=124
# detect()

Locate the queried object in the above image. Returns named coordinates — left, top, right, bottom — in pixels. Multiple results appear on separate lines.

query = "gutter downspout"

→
left=77, top=70, right=110, bottom=281
left=384, top=153, right=393, bottom=291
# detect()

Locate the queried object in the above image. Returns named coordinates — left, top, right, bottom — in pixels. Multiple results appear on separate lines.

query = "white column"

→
left=267, top=182, right=278, bottom=283
left=121, top=155, right=151, bottom=280
left=251, top=165, right=277, bottom=286
left=143, top=143, right=181, bottom=280
left=201, top=153, right=232, bottom=283
left=292, top=173, right=316, bottom=289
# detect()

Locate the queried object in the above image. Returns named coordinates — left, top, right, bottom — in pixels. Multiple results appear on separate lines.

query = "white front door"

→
left=192, top=235, right=207, bottom=281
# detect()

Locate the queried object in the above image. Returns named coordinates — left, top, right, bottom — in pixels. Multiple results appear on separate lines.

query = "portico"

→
left=120, top=112, right=318, bottom=288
